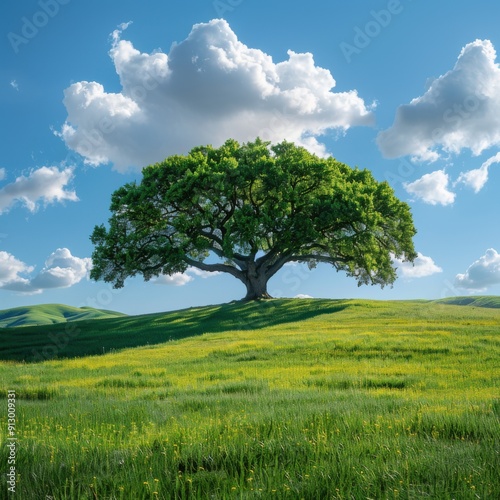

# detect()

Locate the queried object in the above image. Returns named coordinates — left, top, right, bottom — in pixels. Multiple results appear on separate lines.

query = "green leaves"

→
left=90, top=138, right=417, bottom=297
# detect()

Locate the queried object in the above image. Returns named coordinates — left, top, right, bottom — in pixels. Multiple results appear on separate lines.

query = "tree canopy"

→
left=90, top=138, right=417, bottom=300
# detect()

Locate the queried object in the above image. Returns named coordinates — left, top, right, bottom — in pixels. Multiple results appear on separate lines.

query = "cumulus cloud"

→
left=0, top=248, right=91, bottom=294
left=0, top=251, right=34, bottom=292
left=152, top=266, right=220, bottom=286
left=378, top=39, right=500, bottom=161
left=59, top=19, right=374, bottom=172
left=30, top=248, right=92, bottom=290
left=0, top=168, right=5, bottom=181
left=294, top=294, right=314, bottom=299
left=404, top=170, right=456, bottom=206
left=392, top=252, right=443, bottom=278
left=0, top=166, right=78, bottom=214
left=455, top=151, right=500, bottom=193
left=455, top=248, right=500, bottom=290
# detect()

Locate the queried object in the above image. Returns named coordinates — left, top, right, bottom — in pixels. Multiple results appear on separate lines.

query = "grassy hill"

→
left=0, top=297, right=498, bottom=498
left=434, top=295, right=500, bottom=308
left=0, top=303, right=126, bottom=328
left=0, top=298, right=348, bottom=361
left=0, top=296, right=499, bottom=362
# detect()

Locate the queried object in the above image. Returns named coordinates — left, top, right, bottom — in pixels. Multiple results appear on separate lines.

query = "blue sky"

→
left=1, top=0, right=500, bottom=315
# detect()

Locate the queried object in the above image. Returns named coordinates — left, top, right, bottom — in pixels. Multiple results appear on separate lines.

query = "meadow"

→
left=0, top=298, right=499, bottom=499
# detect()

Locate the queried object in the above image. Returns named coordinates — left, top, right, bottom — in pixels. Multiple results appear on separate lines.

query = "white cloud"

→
left=187, top=267, right=221, bottom=279
left=59, top=19, right=374, bottom=172
left=152, top=266, right=220, bottom=286
left=10, top=80, right=19, bottom=91
left=392, top=252, right=443, bottom=278
left=0, top=166, right=78, bottom=214
left=294, top=294, right=314, bottom=299
left=0, top=251, right=34, bottom=292
left=0, top=168, right=5, bottom=181
left=0, top=248, right=91, bottom=294
left=31, top=248, right=92, bottom=290
left=455, top=248, right=500, bottom=290
left=153, top=273, right=194, bottom=286
left=111, top=21, right=133, bottom=44
left=455, top=151, right=500, bottom=193
left=404, top=170, right=456, bottom=206
left=378, top=39, right=500, bottom=160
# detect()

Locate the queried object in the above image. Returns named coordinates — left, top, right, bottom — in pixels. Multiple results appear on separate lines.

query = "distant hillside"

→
left=433, top=296, right=500, bottom=309
left=0, top=304, right=126, bottom=328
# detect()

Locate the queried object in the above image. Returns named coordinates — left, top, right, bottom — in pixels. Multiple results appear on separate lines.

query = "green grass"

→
left=0, top=298, right=499, bottom=499
left=0, top=299, right=347, bottom=362
left=0, top=303, right=126, bottom=329
left=434, top=295, right=500, bottom=308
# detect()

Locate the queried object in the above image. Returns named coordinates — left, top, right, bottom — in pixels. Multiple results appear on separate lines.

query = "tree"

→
left=90, top=138, right=417, bottom=300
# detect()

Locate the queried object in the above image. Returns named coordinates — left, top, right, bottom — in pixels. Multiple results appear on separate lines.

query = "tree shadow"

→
left=0, top=299, right=349, bottom=362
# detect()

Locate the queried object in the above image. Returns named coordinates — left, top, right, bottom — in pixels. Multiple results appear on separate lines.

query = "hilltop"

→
left=0, top=303, right=126, bottom=328
left=0, top=296, right=499, bottom=362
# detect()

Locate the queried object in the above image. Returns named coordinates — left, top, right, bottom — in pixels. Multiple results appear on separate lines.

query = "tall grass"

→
left=0, top=299, right=499, bottom=498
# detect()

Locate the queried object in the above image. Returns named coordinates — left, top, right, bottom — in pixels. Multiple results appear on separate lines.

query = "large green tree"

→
left=90, top=139, right=417, bottom=300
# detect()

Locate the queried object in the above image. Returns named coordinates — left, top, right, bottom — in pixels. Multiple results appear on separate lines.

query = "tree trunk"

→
left=242, top=268, right=272, bottom=301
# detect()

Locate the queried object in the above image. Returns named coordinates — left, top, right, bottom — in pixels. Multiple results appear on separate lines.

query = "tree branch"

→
left=255, top=246, right=283, bottom=272
left=198, top=229, right=250, bottom=264
left=183, top=256, right=245, bottom=283
left=265, top=254, right=293, bottom=279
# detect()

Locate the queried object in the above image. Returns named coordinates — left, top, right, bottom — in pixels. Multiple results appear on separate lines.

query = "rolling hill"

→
left=434, top=295, right=500, bottom=308
left=0, top=296, right=499, bottom=361
left=0, top=303, right=126, bottom=328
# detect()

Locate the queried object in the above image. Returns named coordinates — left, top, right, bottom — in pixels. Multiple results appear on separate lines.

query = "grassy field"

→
left=0, top=298, right=499, bottom=499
